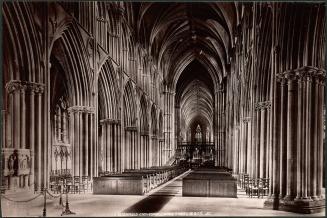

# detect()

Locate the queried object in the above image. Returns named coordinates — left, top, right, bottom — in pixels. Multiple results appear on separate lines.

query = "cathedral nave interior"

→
left=1, top=1, right=325, bottom=216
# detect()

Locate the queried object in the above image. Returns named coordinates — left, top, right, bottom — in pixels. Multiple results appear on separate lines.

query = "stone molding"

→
left=5, top=80, right=45, bottom=94
left=96, top=17, right=107, bottom=23
left=100, top=118, right=120, bottom=125
left=242, top=117, right=251, bottom=123
left=215, top=88, right=225, bottom=93
left=140, top=130, right=150, bottom=136
left=255, top=101, right=271, bottom=111
left=276, top=66, right=325, bottom=84
left=68, top=106, right=96, bottom=114
left=125, top=126, right=137, bottom=131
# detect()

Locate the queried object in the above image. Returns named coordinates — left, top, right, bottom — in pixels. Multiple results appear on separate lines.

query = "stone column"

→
left=214, top=93, right=218, bottom=166
left=259, top=104, right=265, bottom=178
left=251, top=108, right=258, bottom=178
left=131, top=129, right=135, bottom=169
left=117, top=123, right=121, bottom=172
left=241, top=117, right=250, bottom=175
left=266, top=67, right=325, bottom=214
left=150, top=136, right=154, bottom=167
left=310, top=76, right=318, bottom=200
left=245, top=118, right=252, bottom=175
left=125, top=129, right=130, bottom=169
left=279, top=78, right=287, bottom=199
left=85, top=113, right=89, bottom=176
left=99, top=122, right=104, bottom=172
left=20, top=86, right=27, bottom=149
left=9, top=86, right=14, bottom=148
left=255, top=106, right=260, bottom=179
left=284, top=73, right=297, bottom=201
left=258, top=101, right=270, bottom=179
left=264, top=77, right=282, bottom=209
left=266, top=102, right=272, bottom=180
left=15, top=85, right=21, bottom=149
left=78, top=111, right=83, bottom=179
left=90, top=113, right=94, bottom=177
left=143, top=135, right=148, bottom=168
left=29, top=88, right=35, bottom=189
left=5, top=81, right=22, bottom=149
left=140, top=134, right=143, bottom=168
left=316, top=71, right=324, bottom=199
left=68, top=109, right=75, bottom=176
left=239, top=118, right=245, bottom=174
left=130, top=129, right=133, bottom=169
left=135, top=130, right=140, bottom=170
left=112, top=123, right=116, bottom=172
left=146, top=135, right=149, bottom=167
left=104, top=122, right=108, bottom=171
left=36, top=86, right=44, bottom=190
left=109, top=122, right=113, bottom=172
left=73, top=111, right=79, bottom=176
left=133, top=130, right=137, bottom=169
left=118, top=122, right=122, bottom=172
left=108, top=122, right=112, bottom=172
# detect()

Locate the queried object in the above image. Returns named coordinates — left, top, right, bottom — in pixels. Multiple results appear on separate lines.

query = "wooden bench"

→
left=93, top=166, right=187, bottom=195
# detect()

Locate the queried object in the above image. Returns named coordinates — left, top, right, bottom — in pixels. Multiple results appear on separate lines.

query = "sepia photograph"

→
left=0, top=1, right=325, bottom=217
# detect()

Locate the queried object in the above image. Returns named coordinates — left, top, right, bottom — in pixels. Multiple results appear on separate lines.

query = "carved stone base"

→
left=9, top=176, right=20, bottom=191
left=264, top=197, right=325, bottom=214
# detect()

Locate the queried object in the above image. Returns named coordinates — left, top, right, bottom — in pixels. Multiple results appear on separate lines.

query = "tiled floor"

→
left=1, top=172, right=325, bottom=217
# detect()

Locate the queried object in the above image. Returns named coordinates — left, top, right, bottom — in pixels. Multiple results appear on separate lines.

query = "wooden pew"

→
left=93, top=165, right=187, bottom=195
left=182, top=169, right=237, bottom=198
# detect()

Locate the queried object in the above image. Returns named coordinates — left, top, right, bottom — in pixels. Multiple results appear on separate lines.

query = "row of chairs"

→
left=239, top=174, right=269, bottom=198
left=49, top=175, right=92, bottom=194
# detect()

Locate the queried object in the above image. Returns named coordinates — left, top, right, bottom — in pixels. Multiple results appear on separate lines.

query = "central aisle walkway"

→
left=123, top=170, right=191, bottom=213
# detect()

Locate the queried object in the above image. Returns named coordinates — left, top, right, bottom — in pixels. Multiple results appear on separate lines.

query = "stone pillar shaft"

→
left=265, top=67, right=325, bottom=213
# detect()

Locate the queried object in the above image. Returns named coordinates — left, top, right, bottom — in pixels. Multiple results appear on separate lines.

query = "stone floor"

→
left=1, top=172, right=325, bottom=217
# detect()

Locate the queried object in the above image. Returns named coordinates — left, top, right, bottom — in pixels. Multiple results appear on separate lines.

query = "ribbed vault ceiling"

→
left=180, top=79, right=213, bottom=129
left=124, top=2, right=238, bottom=137
left=125, top=2, right=238, bottom=86
left=175, top=61, right=214, bottom=135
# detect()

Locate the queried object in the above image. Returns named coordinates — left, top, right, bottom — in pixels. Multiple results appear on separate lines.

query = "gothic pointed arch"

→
left=158, top=110, right=164, bottom=138
left=123, top=80, right=137, bottom=127
left=139, top=94, right=149, bottom=134
left=50, top=21, right=93, bottom=106
left=3, top=2, right=42, bottom=84
left=98, top=59, right=119, bottom=120
left=150, top=104, right=158, bottom=136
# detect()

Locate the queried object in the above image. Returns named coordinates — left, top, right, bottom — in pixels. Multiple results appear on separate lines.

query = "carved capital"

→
left=5, top=80, right=23, bottom=93
left=255, top=101, right=271, bottom=111
left=32, top=84, right=45, bottom=94
left=277, top=66, right=326, bottom=84
left=6, top=80, right=45, bottom=94
left=125, top=126, right=137, bottom=132
left=96, top=17, right=107, bottom=23
left=68, top=106, right=95, bottom=114
left=273, top=45, right=280, bottom=54
left=242, top=117, right=251, bottom=123
left=100, top=118, right=120, bottom=125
